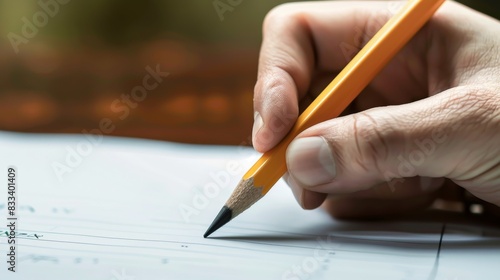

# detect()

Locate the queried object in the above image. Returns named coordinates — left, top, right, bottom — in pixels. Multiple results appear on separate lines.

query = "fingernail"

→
left=286, top=137, right=336, bottom=186
left=252, top=111, right=263, bottom=143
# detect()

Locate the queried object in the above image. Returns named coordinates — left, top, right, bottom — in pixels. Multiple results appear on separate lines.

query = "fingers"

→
left=284, top=173, right=327, bottom=209
left=286, top=173, right=443, bottom=212
left=322, top=193, right=437, bottom=219
left=256, top=1, right=500, bottom=216
left=285, top=85, right=500, bottom=207
left=253, top=2, right=397, bottom=152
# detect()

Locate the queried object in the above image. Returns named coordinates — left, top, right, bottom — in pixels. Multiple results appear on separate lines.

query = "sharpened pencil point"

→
left=204, top=206, right=232, bottom=238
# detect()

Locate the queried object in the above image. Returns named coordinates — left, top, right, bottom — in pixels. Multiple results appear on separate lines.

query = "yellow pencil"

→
left=204, top=0, right=446, bottom=238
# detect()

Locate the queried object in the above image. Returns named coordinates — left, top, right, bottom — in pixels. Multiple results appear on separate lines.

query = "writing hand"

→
left=252, top=1, right=500, bottom=217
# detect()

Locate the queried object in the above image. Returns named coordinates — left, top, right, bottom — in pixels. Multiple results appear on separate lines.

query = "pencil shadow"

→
left=210, top=235, right=314, bottom=242
left=210, top=234, right=500, bottom=256
left=209, top=226, right=500, bottom=253
left=209, top=211, right=500, bottom=250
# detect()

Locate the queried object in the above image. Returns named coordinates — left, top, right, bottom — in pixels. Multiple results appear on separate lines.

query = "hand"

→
left=252, top=1, right=500, bottom=218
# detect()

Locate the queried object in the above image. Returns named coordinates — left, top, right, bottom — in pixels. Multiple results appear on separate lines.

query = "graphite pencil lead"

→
left=203, top=206, right=232, bottom=238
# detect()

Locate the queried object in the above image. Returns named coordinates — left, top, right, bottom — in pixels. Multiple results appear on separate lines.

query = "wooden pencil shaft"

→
left=243, top=0, right=446, bottom=193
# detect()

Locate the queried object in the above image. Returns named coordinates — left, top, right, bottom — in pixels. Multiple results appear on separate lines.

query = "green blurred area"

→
left=0, top=0, right=301, bottom=48
left=1, top=0, right=498, bottom=48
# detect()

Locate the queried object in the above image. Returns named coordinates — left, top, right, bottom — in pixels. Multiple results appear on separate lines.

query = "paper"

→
left=1, top=131, right=499, bottom=280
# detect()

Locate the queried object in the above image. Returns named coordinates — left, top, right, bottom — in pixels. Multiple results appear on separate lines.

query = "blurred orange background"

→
left=0, top=0, right=497, bottom=146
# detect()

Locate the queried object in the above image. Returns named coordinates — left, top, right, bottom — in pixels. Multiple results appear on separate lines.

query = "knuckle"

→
left=350, top=111, right=399, bottom=176
left=255, top=74, right=298, bottom=128
left=261, top=73, right=288, bottom=99
left=263, top=3, right=299, bottom=33
left=352, top=8, right=394, bottom=49
left=253, top=79, right=264, bottom=104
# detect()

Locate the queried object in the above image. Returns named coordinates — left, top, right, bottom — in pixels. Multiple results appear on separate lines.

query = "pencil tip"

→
left=203, top=206, right=232, bottom=238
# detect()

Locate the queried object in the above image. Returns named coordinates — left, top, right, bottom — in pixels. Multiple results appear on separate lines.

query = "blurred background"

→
left=0, top=0, right=498, bottom=146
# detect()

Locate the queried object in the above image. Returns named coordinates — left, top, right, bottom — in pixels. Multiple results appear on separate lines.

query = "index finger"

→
left=253, top=1, right=397, bottom=152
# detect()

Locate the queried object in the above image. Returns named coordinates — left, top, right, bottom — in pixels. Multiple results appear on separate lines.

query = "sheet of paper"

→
left=0, top=132, right=499, bottom=280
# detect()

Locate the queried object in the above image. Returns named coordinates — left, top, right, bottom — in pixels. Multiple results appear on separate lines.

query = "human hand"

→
left=252, top=1, right=500, bottom=218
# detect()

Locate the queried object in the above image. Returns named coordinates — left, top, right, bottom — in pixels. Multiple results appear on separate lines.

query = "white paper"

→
left=0, top=132, right=499, bottom=280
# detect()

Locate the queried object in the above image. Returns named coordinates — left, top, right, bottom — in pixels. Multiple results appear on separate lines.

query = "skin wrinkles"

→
left=254, top=2, right=500, bottom=217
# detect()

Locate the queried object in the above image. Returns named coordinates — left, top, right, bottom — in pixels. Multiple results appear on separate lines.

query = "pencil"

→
left=204, top=0, right=446, bottom=238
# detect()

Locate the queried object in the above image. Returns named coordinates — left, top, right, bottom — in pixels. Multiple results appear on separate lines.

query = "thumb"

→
left=285, top=87, right=499, bottom=203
